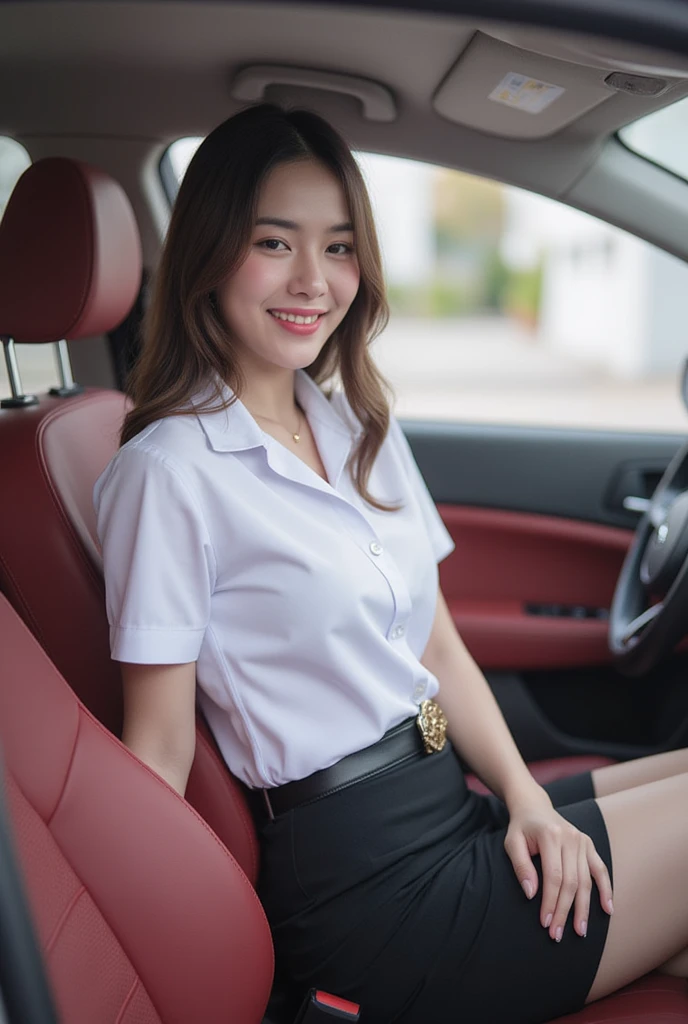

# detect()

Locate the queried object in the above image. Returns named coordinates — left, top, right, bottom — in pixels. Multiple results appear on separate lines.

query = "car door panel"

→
left=405, top=423, right=688, bottom=762
left=406, top=422, right=684, bottom=529
left=436, top=505, right=631, bottom=670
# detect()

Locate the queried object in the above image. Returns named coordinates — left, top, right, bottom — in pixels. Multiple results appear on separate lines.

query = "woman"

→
left=94, top=104, right=688, bottom=1023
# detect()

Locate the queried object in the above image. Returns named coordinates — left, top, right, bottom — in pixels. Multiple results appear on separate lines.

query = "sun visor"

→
left=433, top=32, right=618, bottom=140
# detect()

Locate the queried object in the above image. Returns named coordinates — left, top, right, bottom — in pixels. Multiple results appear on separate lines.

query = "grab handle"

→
left=231, top=64, right=397, bottom=122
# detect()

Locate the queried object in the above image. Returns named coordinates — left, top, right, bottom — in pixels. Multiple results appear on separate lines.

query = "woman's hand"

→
left=503, top=786, right=613, bottom=942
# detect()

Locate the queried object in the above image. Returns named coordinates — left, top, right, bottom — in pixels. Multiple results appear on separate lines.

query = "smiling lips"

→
left=268, top=307, right=327, bottom=336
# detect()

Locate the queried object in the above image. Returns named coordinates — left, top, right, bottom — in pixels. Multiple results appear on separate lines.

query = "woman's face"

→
left=217, top=159, right=361, bottom=373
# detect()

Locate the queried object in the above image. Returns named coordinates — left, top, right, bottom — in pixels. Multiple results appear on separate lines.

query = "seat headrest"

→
left=0, top=157, right=142, bottom=344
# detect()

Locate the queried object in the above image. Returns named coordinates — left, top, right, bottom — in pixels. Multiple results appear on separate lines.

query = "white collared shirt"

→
left=93, top=369, right=455, bottom=788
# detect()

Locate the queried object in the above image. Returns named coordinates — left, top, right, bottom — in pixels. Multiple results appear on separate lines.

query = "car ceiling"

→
left=3, top=1, right=688, bottom=264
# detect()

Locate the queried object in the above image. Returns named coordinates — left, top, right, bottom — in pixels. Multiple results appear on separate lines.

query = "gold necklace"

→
left=251, top=405, right=303, bottom=443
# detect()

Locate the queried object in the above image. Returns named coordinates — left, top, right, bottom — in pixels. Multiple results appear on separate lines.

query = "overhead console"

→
left=432, top=28, right=688, bottom=139
left=228, top=26, right=688, bottom=146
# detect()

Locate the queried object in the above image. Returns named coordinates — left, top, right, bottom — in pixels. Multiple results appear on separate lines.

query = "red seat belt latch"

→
left=293, top=988, right=360, bottom=1021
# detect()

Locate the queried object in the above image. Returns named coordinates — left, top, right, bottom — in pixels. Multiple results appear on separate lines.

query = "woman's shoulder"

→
left=94, top=413, right=207, bottom=504
left=122, top=411, right=204, bottom=459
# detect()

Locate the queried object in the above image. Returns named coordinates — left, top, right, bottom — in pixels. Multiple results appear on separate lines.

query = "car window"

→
left=620, top=96, right=688, bottom=183
left=0, top=138, right=59, bottom=400
left=163, top=138, right=688, bottom=434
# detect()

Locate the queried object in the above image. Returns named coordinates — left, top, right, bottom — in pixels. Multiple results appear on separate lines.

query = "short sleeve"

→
left=93, top=444, right=216, bottom=664
left=388, top=415, right=455, bottom=564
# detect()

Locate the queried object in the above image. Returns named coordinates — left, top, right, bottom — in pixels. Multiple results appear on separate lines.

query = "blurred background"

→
left=3, top=102, right=688, bottom=432
left=355, top=148, right=688, bottom=430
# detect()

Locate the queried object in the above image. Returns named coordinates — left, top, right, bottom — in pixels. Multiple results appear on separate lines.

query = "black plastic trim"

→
left=0, top=758, right=59, bottom=1024
left=403, top=420, right=685, bottom=529
left=487, top=667, right=688, bottom=763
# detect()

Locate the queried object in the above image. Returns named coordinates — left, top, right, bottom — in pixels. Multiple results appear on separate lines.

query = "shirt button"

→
left=369, top=541, right=383, bottom=556
left=413, top=684, right=425, bottom=700
left=391, top=625, right=405, bottom=639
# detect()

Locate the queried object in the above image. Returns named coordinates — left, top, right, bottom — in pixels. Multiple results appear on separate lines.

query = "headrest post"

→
left=0, top=336, right=38, bottom=409
left=48, top=340, right=84, bottom=399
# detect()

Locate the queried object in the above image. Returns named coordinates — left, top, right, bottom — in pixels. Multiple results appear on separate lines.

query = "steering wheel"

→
left=609, top=440, right=688, bottom=676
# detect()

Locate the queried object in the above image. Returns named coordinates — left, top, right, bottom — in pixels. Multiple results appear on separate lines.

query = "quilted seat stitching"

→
left=45, top=883, right=86, bottom=955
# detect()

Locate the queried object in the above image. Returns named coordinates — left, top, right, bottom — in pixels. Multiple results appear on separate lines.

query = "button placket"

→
left=330, top=501, right=412, bottom=634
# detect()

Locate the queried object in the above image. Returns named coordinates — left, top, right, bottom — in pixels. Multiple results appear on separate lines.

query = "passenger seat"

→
left=0, top=592, right=273, bottom=1023
left=0, top=156, right=258, bottom=879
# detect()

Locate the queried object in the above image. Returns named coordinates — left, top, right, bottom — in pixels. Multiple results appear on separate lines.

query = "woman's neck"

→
left=240, top=367, right=300, bottom=423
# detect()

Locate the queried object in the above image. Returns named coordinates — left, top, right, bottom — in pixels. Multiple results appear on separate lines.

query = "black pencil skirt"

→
left=257, top=739, right=613, bottom=1024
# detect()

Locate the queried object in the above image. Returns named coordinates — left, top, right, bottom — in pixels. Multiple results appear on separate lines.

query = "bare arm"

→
left=420, top=586, right=539, bottom=806
left=421, top=583, right=613, bottom=940
left=119, top=662, right=197, bottom=797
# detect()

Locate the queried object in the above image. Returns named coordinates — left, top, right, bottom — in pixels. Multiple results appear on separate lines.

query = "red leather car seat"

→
left=0, top=591, right=686, bottom=1024
left=0, top=157, right=258, bottom=881
left=0, top=157, right=608, bottom=881
left=0, top=591, right=273, bottom=1024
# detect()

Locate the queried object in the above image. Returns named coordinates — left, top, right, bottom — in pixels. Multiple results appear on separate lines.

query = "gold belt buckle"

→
left=416, top=699, right=448, bottom=754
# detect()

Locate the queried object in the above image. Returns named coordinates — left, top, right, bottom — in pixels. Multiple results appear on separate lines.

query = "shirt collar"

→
left=192, top=368, right=357, bottom=454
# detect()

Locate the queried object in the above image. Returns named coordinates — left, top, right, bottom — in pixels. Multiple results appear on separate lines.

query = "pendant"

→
left=293, top=433, right=300, bottom=443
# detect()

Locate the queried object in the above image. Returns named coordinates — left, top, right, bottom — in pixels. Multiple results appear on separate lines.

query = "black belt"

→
left=253, top=700, right=449, bottom=821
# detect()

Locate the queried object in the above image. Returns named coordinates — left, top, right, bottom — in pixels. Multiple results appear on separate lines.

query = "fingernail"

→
left=580, top=920, right=587, bottom=938
left=544, top=914, right=552, bottom=928
left=521, top=880, right=533, bottom=899
left=555, top=927, right=563, bottom=943
left=607, top=899, right=614, bottom=915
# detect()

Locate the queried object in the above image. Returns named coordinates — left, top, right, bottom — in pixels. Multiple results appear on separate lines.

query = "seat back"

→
left=0, top=592, right=273, bottom=1023
left=0, top=157, right=259, bottom=881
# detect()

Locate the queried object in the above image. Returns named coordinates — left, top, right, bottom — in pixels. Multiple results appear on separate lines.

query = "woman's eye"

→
left=327, top=243, right=354, bottom=255
left=257, top=238, right=288, bottom=251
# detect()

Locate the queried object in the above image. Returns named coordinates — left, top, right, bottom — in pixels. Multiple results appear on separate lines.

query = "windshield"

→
left=620, top=95, right=688, bottom=181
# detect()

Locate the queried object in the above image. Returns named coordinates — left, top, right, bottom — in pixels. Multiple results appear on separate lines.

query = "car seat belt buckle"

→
left=294, top=988, right=360, bottom=1022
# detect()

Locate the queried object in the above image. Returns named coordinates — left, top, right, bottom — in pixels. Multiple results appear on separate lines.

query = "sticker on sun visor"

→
left=488, top=72, right=565, bottom=114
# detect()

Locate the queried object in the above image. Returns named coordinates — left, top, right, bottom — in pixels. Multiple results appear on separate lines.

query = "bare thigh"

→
left=592, top=746, right=688, bottom=798
left=586, top=771, right=688, bottom=1003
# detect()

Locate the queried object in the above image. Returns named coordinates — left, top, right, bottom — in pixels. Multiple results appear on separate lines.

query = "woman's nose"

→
left=288, top=252, right=328, bottom=298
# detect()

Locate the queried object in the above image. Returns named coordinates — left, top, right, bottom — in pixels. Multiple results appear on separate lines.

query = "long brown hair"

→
left=121, top=103, right=400, bottom=512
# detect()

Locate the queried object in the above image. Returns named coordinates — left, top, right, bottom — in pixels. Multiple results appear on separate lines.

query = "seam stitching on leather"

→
left=0, top=550, right=47, bottom=646
left=80, top=707, right=274, bottom=975
left=47, top=711, right=81, bottom=827
left=5, top=602, right=274, bottom=985
left=65, top=164, right=95, bottom=333
left=196, top=728, right=259, bottom=881
left=44, top=884, right=86, bottom=954
left=115, top=976, right=142, bottom=1024
left=37, top=394, right=118, bottom=593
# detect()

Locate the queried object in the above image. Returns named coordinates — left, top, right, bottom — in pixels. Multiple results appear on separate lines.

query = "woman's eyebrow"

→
left=255, top=216, right=353, bottom=232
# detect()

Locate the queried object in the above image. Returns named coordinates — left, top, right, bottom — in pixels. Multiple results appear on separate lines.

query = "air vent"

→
left=604, top=72, right=669, bottom=96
